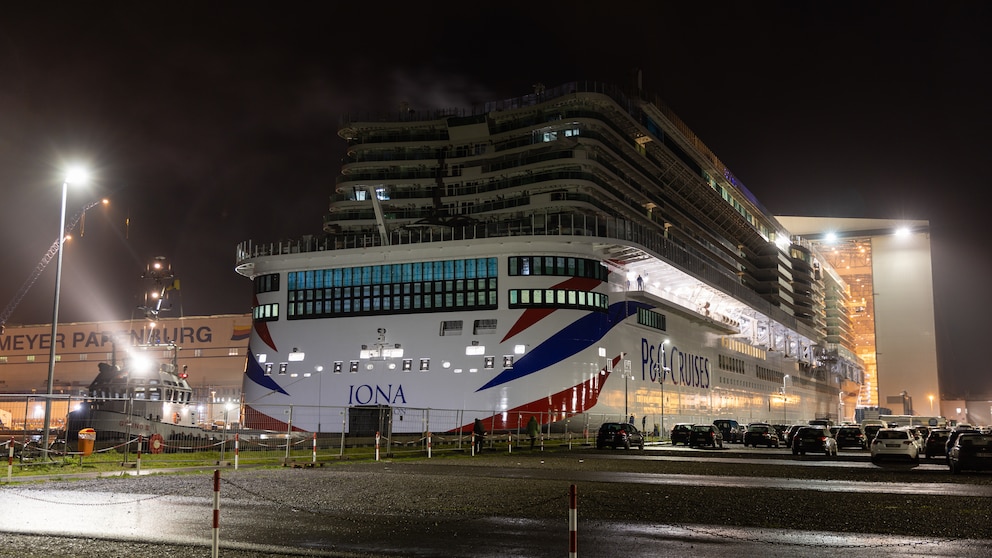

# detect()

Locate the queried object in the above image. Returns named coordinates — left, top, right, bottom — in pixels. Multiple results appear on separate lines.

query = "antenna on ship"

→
left=133, top=256, right=184, bottom=346
left=139, top=256, right=178, bottom=320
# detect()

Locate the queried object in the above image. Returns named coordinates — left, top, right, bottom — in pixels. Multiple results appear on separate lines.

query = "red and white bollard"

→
left=7, top=437, right=13, bottom=483
left=568, top=484, right=578, bottom=557
left=375, top=431, right=381, bottom=461
left=427, top=431, right=432, bottom=459
left=234, top=433, right=240, bottom=470
left=470, top=432, right=476, bottom=456
left=212, top=469, right=221, bottom=558
left=312, top=432, right=317, bottom=464
left=136, top=435, right=143, bottom=474
left=508, top=433, right=512, bottom=454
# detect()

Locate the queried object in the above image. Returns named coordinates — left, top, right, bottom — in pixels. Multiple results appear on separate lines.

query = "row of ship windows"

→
left=252, top=289, right=676, bottom=324
left=254, top=255, right=607, bottom=294
left=276, top=257, right=498, bottom=292
left=253, top=287, right=610, bottom=320
left=263, top=355, right=515, bottom=375
left=719, top=358, right=791, bottom=383
left=718, top=354, right=746, bottom=374
left=507, top=255, right=609, bottom=280
left=288, top=278, right=497, bottom=302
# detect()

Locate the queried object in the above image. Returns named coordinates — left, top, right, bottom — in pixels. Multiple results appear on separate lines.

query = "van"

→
left=712, top=419, right=742, bottom=443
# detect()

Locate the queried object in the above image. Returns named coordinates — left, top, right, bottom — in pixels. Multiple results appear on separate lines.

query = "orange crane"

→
left=0, top=199, right=107, bottom=333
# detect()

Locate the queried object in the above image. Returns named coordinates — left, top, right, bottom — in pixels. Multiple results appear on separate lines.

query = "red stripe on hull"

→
left=455, top=353, right=623, bottom=432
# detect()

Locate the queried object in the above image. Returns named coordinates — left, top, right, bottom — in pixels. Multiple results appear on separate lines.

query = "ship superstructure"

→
left=235, top=81, right=864, bottom=433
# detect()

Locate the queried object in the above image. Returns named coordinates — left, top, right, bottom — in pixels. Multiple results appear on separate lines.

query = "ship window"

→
left=254, top=273, right=280, bottom=294
left=440, top=321, right=463, bottom=336
left=507, top=256, right=608, bottom=281
left=474, top=319, right=497, bottom=335
left=508, top=289, right=608, bottom=312
left=637, top=308, right=666, bottom=331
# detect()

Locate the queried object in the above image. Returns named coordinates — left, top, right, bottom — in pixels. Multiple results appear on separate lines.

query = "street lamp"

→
left=781, top=374, right=790, bottom=424
left=42, top=166, right=89, bottom=459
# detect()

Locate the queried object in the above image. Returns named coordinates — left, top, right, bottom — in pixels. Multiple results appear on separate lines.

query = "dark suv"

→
left=713, top=419, right=742, bottom=443
left=791, top=426, right=838, bottom=456
left=670, top=423, right=693, bottom=446
left=834, top=426, right=868, bottom=449
left=688, top=424, right=724, bottom=448
left=743, top=423, right=779, bottom=447
left=596, top=422, right=645, bottom=450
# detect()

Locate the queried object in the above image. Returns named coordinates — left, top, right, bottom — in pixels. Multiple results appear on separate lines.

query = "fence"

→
left=0, top=393, right=737, bottom=473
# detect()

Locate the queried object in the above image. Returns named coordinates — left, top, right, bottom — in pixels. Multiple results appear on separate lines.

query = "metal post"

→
left=339, top=410, right=346, bottom=457
left=285, top=405, right=293, bottom=461
left=568, top=484, right=578, bottom=558
left=212, top=469, right=220, bottom=558
left=42, top=178, right=69, bottom=462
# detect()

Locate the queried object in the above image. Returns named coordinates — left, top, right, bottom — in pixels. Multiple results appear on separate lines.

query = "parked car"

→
left=713, top=420, right=742, bottom=443
left=947, top=432, right=992, bottom=474
left=791, top=426, right=838, bottom=456
left=782, top=424, right=804, bottom=447
left=670, top=423, right=693, bottom=446
left=743, top=423, right=779, bottom=447
left=689, top=424, right=724, bottom=448
left=861, top=421, right=886, bottom=445
left=834, top=426, right=868, bottom=449
left=923, top=428, right=951, bottom=459
left=944, top=426, right=978, bottom=462
left=772, top=424, right=790, bottom=442
left=596, top=422, right=645, bottom=450
left=870, top=428, right=920, bottom=464
left=902, top=427, right=926, bottom=454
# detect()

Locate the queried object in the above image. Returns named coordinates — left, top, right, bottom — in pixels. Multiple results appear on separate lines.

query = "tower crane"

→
left=0, top=199, right=107, bottom=333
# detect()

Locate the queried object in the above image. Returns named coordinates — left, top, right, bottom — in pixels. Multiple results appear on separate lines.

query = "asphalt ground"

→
left=1, top=445, right=990, bottom=556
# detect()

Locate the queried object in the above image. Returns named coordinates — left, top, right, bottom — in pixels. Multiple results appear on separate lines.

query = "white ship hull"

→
left=240, top=237, right=836, bottom=434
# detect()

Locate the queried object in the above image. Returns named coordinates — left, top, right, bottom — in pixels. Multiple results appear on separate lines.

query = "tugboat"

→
left=66, top=258, right=214, bottom=453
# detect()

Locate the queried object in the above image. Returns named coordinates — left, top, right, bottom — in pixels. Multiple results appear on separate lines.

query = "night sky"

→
left=2, top=3, right=989, bottom=397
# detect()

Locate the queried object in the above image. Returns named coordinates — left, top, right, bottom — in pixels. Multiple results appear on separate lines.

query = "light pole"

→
left=624, top=370, right=629, bottom=419
left=781, top=374, right=790, bottom=424
left=657, top=364, right=671, bottom=441
left=42, top=166, right=88, bottom=459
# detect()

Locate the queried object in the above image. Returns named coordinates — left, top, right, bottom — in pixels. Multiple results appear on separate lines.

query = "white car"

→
left=870, top=428, right=920, bottom=464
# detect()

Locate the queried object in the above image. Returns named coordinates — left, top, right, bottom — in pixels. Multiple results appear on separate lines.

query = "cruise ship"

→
left=234, top=81, right=864, bottom=435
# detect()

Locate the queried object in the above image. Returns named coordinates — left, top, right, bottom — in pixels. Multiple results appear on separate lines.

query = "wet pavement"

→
left=1, top=449, right=989, bottom=557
